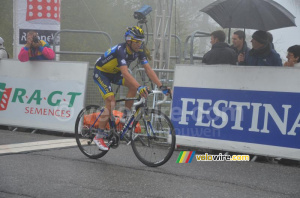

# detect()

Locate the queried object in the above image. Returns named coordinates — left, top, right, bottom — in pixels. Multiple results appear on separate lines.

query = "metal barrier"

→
left=52, top=29, right=113, bottom=59
left=145, top=33, right=182, bottom=64
left=85, top=66, right=132, bottom=108
left=134, top=68, right=174, bottom=114
left=183, top=31, right=210, bottom=64
left=50, top=29, right=175, bottom=113
left=85, top=66, right=175, bottom=109
left=50, top=29, right=113, bottom=107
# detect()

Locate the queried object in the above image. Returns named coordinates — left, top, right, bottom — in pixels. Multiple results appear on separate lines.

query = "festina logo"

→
left=177, top=98, right=300, bottom=136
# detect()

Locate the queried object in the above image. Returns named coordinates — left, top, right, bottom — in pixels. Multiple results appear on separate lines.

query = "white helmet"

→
left=0, top=37, right=4, bottom=45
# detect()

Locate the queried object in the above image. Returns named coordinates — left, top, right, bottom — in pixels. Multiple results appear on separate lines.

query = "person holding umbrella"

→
left=231, top=30, right=250, bottom=65
left=238, top=30, right=282, bottom=66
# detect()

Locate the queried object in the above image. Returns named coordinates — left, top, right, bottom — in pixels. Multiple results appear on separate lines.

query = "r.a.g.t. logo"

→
left=0, top=83, right=12, bottom=111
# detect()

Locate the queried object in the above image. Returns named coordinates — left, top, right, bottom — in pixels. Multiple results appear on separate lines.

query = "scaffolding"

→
left=152, top=0, right=174, bottom=71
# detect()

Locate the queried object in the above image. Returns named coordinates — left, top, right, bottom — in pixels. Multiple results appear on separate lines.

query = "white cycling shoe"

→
left=93, top=136, right=109, bottom=151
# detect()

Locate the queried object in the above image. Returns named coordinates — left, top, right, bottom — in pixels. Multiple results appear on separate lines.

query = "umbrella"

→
left=200, top=0, right=296, bottom=42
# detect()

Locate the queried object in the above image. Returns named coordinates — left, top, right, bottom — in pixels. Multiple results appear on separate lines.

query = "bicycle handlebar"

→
left=133, top=90, right=168, bottom=106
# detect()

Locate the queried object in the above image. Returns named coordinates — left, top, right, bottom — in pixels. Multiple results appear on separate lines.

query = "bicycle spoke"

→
left=75, top=105, right=108, bottom=159
left=131, top=109, right=176, bottom=167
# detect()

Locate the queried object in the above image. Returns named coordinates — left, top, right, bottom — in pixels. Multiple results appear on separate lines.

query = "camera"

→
left=33, top=36, right=39, bottom=43
left=134, top=5, right=152, bottom=22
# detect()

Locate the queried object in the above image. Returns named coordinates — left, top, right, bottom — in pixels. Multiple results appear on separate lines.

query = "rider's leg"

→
left=123, top=79, right=136, bottom=112
left=97, top=95, right=116, bottom=131
left=93, top=95, right=115, bottom=151
left=93, top=71, right=115, bottom=150
left=112, top=74, right=136, bottom=121
left=93, top=70, right=115, bottom=131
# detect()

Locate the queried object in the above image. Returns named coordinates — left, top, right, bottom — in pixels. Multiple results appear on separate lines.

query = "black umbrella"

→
left=201, top=0, right=296, bottom=43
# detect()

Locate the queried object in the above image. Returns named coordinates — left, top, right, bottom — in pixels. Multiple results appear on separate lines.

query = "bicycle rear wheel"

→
left=75, top=105, right=108, bottom=159
left=130, top=109, right=176, bottom=167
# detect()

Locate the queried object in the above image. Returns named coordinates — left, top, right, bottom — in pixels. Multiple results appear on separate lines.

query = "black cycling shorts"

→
left=93, top=68, right=125, bottom=99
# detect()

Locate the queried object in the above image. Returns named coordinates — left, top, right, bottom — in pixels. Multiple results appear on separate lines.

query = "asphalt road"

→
left=0, top=129, right=299, bottom=198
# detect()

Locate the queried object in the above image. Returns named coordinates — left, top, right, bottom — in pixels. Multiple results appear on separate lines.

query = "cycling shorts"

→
left=93, top=68, right=125, bottom=100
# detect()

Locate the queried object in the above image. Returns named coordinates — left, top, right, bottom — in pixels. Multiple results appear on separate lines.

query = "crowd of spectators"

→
left=202, top=29, right=300, bottom=68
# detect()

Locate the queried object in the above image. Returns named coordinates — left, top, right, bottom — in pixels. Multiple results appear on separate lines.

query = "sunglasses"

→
left=131, top=39, right=143, bottom=44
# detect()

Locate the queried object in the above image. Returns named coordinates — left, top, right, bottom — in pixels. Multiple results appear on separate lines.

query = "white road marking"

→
left=0, top=139, right=77, bottom=154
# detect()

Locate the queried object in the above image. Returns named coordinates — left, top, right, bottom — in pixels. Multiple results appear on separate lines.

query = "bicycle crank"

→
left=108, top=131, right=120, bottom=149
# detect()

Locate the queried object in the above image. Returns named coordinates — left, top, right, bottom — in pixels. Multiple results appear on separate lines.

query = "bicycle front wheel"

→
left=75, top=105, right=108, bottom=159
left=130, top=109, right=176, bottom=167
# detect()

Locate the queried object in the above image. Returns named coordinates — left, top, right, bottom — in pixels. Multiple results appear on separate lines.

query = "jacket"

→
left=18, top=40, right=55, bottom=62
left=231, top=42, right=250, bottom=65
left=202, top=42, right=237, bottom=65
left=244, top=43, right=282, bottom=66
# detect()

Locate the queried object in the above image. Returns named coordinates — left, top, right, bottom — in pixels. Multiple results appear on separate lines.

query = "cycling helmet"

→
left=125, top=26, right=145, bottom=41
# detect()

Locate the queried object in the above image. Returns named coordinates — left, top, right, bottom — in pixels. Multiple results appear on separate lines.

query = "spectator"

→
left=266, top=32, right=275, bottom=50
left=0, top=37, right=9, bottom=60
left=18, top=31, right=55, bottom=62
left=231, top=30, right=250, bottom=65
left=202, top=30, right=237, bottom=65
left=284, top=45, right=300, bottom=67
left=238, top=30, right=282, bottom=66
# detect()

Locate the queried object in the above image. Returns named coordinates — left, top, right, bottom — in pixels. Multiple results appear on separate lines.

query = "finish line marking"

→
left=0, top=139, right=77, bottom=155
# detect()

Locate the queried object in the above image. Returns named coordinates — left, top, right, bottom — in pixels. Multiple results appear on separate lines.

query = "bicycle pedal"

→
left=108, top=141, right=119, bottom=149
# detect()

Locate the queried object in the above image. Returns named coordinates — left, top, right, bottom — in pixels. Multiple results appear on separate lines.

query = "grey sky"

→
left=270, top=0, right=300, bottom=62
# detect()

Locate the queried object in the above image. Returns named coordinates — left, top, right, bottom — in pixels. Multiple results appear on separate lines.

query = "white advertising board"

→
left=0, top=60, right=88, bottom=133
left=172, top=65, right=300, bottom=160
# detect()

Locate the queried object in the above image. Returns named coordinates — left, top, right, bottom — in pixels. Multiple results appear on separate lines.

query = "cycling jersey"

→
left=95, top=43, right=148, bottom=74
left=93, top=42, right=148, bottom=100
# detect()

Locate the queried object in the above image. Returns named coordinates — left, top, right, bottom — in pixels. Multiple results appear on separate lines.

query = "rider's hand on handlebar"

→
left=137, top=86, right=148, bottom=98
left=159, top=86, right=172, bottom=99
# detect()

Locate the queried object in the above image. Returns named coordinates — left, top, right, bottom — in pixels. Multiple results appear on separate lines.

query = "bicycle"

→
left=74, top=90, right=176, bottom=167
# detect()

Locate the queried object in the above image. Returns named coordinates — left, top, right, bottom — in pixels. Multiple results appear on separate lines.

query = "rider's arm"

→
left=120, top=65, right=141, bottom=89
left=18, top=47, right=30, bottom=62
left=143, top=63, right=163, bottom=88
left=143, top=63, right=172, bottom=97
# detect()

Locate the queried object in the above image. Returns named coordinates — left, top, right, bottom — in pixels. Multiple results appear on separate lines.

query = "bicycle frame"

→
left=75, top=89, right=175, bottom=167
left=87, top=90, right=167, bottom=143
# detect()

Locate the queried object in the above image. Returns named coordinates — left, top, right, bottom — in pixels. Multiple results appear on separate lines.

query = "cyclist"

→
left=93, top=26, right=171, bottom=150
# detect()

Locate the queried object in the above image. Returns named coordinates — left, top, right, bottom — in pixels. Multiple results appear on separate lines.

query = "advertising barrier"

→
left=0, top=60, right=88, bottom=133
left=172, top=65, right=300, bottom=160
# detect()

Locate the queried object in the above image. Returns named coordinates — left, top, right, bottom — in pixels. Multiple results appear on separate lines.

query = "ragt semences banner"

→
left=0, top=60, right=88, bottom=133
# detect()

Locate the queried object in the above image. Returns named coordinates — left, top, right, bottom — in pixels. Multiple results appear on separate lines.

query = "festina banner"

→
left=172, top=65, right=300, bottom=160
left=13, top=0, right=61, bottom=58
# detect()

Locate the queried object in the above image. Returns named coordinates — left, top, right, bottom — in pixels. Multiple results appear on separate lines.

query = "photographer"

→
left=18, top=31, right=55, bottom=62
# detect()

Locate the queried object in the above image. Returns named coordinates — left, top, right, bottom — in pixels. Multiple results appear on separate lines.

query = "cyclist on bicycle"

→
left=93, top=26, right=171, bottom=150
